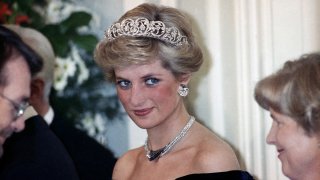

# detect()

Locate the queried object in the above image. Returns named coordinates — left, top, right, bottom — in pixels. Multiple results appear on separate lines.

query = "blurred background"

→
left=1, top=0, right=319, bottom=179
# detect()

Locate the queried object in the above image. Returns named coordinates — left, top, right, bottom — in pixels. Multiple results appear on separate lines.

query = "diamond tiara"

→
left=105, top=17, right=188, bottom=46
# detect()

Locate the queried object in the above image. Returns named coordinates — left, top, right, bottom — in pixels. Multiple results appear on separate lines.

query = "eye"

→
left=145, top=78, right=159, bottom=86
left=273, top=118, right=284, bottom=127
left=270, top=113, right=282, bottom=126
left=116, top=80, right=131, bottom=90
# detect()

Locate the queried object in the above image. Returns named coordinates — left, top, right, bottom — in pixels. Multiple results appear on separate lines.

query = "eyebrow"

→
left=142, top=74, right=157, bottom=79
left=22, top=96, right=29, bottom=102
left=269, top=113, right=275, bottom=120
left=115, top=76, right=125, bottom=80
left=16, top=96, right=30, bottom=104
left=116, top=73, right=162, bottom=80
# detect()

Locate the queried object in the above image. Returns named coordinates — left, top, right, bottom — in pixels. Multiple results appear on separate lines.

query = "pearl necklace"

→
left=144, top=116, right=195, bottom=161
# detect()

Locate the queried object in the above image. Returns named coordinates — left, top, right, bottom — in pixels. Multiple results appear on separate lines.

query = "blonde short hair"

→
left=94, top=3, right=203, bottom=82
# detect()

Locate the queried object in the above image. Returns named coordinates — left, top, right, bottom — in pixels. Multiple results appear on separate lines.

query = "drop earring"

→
left=178, top=84, right=189, bottom=97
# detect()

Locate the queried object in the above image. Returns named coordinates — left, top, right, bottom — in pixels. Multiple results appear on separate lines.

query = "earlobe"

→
left=177, top=74, right=191, bottom=97
left=178, top=84, right=189, bottom=97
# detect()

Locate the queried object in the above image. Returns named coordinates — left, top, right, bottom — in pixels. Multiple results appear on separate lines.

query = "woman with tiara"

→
left=94, top=3, right=253, bottom=179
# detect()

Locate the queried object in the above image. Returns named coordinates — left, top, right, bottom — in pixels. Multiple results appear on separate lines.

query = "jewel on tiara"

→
left=105, top=17, right=188, bottom=46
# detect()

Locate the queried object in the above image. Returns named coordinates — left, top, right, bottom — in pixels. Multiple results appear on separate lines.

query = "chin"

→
left=134, top=122, right=154, bottom=129
left=281, top=165, right=296, bottom=180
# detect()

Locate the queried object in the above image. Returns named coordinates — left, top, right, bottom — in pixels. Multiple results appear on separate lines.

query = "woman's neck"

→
left=146, top=110, right=191, bottom=150
left=144, top=115, right=195, bottom=161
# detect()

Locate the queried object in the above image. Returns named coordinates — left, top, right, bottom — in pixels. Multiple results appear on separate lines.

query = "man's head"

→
left=5, top=25, right=55, bottom=116
left=0, top=25, right=42, bottom=157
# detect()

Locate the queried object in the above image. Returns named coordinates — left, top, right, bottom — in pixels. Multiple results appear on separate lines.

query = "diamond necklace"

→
left=144, top=116, right=195, bottom=161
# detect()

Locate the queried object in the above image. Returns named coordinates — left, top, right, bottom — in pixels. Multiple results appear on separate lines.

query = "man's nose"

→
left=11, top=116, right=26, bottom=132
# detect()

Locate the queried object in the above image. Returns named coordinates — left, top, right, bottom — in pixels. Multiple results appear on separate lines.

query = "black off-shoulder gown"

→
left=176, top=170, right=254, bottom=180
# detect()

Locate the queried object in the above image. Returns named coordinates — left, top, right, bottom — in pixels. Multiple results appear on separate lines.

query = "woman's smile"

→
left=133, top=108, right=153, bottom=116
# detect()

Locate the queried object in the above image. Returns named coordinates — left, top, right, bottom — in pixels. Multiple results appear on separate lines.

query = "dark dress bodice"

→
left=176, top=170, right=254, bottom=180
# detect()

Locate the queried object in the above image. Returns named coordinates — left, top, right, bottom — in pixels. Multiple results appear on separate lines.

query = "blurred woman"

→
left=255, top=53, right=320, bottom=180
left=95, top=3, right=253, bottom=179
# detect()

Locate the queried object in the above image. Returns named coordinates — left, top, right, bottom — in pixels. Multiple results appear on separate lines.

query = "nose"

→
left=266, top=123, right=276, bottom=145
left=11, top=116, right=26, bottom=132
left=129, top=84, right=145, bottom=107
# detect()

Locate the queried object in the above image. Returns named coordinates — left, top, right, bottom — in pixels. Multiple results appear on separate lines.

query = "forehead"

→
left=115, top=60, right=173, bottom=78
left=2, top=56, right=31, bottom=99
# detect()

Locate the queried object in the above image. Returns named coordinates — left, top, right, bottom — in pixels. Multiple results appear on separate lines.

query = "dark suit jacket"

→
left=0, top=115, right=79, bottom=180
left=50, top=115, right=117, bottom=180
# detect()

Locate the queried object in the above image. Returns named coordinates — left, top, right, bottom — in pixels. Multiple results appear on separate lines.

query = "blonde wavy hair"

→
left=94, top=3, right=203, bottom=82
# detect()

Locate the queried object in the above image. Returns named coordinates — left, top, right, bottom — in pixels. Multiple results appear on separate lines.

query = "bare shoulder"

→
left=191, top=123, right=240, bottom=172
left=112, top=146, right=142, bottom=179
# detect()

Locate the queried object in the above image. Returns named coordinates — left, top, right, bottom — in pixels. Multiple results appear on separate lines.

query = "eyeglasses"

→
left=0, top=92, right=29, bottom=120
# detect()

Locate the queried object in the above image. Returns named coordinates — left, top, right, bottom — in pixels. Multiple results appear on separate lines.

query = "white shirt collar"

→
left=43, top=106, right=54, bottom=125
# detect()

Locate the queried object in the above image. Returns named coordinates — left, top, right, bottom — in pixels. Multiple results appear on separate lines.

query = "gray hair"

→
left=254, top=53, right=320, bottom=135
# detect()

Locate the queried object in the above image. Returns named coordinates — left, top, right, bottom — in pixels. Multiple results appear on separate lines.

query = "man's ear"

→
left=30, top=78, right=45, bottom=102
